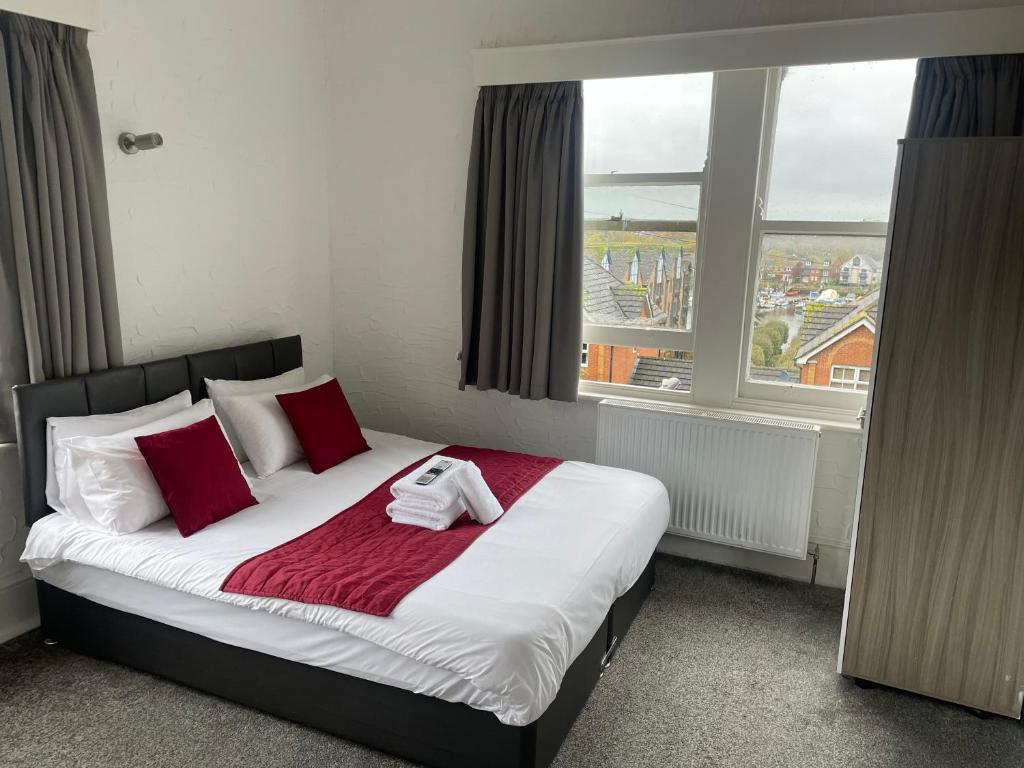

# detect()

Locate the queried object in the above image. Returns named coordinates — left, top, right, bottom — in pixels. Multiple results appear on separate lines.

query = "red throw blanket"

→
left=221, top=445, right=561, bottom=616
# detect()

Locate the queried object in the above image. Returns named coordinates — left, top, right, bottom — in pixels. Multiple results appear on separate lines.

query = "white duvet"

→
left=22, top=430, right=669, bottom=726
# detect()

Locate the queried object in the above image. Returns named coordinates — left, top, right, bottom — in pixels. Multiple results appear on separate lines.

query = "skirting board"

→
left=657, top=534, right=849, bottom=589
left=0, top=573, right=40, bottom=643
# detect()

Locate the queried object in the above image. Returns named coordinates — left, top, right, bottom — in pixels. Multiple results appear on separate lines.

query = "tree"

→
left=750, top=320, right=789, bottom=367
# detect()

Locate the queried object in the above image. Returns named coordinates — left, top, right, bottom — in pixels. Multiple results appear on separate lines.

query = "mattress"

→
left=23, top=429, right=669, bottom=726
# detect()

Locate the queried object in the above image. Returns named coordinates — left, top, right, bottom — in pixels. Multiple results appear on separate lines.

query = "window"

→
left=581, top=74, right=712, bottom=394
left=742, top=60, right=916, bottom=405
left=764, top=61, right=916, bottom=221
left=830, top=365, right=870, bottom=391
left=578, top=61, right=915, bottom=416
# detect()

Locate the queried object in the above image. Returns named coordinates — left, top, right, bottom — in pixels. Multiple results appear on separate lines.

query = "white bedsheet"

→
left=22, top=430, right=669, bottom=726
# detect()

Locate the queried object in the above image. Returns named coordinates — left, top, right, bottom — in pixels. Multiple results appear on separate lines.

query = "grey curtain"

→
left=460, top=82, right=582, bottom=402
left=0, top=13, right=122, bottom=441
left=907, top=54, right=1024, bottom=138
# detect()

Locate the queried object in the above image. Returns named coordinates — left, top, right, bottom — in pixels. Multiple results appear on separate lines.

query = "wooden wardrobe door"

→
left=841, top=137, right=1024, bottom=718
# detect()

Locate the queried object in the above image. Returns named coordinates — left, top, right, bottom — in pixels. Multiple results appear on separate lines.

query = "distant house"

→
left=580, top=256, right=665, bottom=385
left=593, top=245, right=694, bottom=330
left=795, top=291, right=879, bottom=390
left=582, top=256, right=666, bottom=328
left=581, top=245, right=697, bottom=387
left=838, top=254, right=882, bottom=286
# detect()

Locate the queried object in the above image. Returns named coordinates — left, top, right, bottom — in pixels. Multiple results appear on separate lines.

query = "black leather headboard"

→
left=12, top=335, right=302, bottom=527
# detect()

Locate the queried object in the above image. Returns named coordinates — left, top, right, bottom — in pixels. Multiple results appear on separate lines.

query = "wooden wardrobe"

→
left=840, top=136, right=1024, bottom=718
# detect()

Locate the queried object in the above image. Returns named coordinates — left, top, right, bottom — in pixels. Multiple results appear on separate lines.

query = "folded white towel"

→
left=386, top=496, right=466, bottom=531
left=390, top=455, right=463, bottom=512
left=453, top=461, right=504, bottom=525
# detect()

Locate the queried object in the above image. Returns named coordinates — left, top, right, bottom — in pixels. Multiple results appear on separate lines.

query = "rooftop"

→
left=797, top=290, right=879, bottom=359
left=628, top=356, right=693, bottom=390
left=583, top=257, right=667, bottom=326
left=749, top=366, right=801, bottom=383
left=586, top=245, right=692, bottom=286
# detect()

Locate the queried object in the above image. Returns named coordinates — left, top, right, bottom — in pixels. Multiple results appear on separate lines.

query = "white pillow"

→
left=205, top=367, right=304, bottom=461
left=46, top=390, right=193, bottom=523
left=217, top=375, right=332, bottom=478
left=60, top=399, right=231, bottom=534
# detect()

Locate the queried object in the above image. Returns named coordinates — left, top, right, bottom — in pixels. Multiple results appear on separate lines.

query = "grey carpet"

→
left=1, top=556, right=1021, bottom=768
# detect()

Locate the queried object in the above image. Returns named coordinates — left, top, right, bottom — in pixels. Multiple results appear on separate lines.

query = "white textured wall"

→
left=0, top=0, right=332, bottom=640
left=94, top=0, right=332, bottom=374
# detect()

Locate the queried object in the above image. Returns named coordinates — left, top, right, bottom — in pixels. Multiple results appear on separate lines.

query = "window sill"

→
left=577, top=382, right=863, bottom=433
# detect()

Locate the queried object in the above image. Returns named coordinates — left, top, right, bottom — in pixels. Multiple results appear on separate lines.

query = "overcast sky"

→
left=584, top=60, right=918, bottom=222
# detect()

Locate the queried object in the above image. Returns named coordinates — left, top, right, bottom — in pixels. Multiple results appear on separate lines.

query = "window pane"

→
left=585, top=230, right=696, bottom=331
left=746, top=234, right=883, bottom=391
left=829, top=366, right=871, bottom=392
left=585, top=184, right=700, bottom=223
left=584, top=74, right=713, bottom=175
left=765, top=60, right=916, bottom=221
left=580, top=347, right=693, bottom=392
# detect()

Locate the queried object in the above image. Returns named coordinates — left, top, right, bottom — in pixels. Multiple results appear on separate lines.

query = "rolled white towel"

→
left=390, top=455, right=464, bottom=512
left=386, top=496, right=466, bottom=531
left=453, top=461, right=504, bottom=525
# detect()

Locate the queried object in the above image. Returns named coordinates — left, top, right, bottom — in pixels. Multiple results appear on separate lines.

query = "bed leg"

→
left=42, top=637, right=59, bottom=647
left=599, top=635, right=620, bottom=678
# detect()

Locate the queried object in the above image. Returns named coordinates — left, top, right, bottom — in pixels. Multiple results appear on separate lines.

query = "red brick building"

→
left=795, top=291, right=879, bottom=390
left=580, top=342, right=661, bottom=384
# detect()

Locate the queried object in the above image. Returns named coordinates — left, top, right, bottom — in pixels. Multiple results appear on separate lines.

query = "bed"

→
left=13, top=336, right=669, bottom=768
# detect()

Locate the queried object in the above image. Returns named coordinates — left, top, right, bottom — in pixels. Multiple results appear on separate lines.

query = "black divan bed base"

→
left=13, top=336, right=657, bottom=767
left=38, top=557, right=654, bottom=768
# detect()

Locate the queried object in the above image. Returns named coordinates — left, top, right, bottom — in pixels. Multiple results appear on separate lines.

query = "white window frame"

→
left=829, top=365, right=871, bottom=391
left=578, top=67, right=900, bottom=423
left=735, top=67, right=890, bottom=415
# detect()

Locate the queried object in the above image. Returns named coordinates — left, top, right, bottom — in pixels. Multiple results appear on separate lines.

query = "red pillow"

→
left=276, top=378, right=369, bottom=473
left=135, top=415, right=258, bottom=537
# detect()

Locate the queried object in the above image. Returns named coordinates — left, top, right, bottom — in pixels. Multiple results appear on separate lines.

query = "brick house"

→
left=828, top=255, right=848, bottom=282
left=795, top=291, right=879, bottom=389
left=596, top=246, right=694, bottom=330
left=580, top=256, right=663, bottom=385
left=838, top=254, right=882, bottom=286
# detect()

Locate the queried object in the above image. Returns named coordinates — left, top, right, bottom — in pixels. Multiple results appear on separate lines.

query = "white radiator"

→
left=597, top=399, right=820, bottom=559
